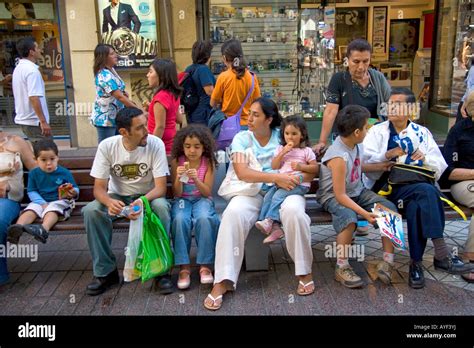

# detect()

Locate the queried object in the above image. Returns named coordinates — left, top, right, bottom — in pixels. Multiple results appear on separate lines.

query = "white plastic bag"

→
left=123, top=209, right=144, bottom=282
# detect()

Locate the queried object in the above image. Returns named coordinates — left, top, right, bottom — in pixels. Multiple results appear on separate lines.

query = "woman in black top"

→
left=441, top=91, right=474, bottom=283
left=313, top=39, right=391, bottom=155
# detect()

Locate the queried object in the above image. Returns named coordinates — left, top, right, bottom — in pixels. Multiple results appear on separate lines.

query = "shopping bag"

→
left=140, top=196, right=174, bottom=282
left=372, top=203, right=406, bottom=250
left=123, top=208, right=144, bottom=282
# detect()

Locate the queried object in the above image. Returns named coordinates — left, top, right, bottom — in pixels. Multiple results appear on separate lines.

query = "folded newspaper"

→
left=372, top=203, right=406, bottom=250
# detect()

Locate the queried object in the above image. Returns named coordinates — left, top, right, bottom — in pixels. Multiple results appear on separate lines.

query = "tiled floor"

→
left=0, top=220, right=472, bottom=316
left=314, top=220, right=474, bottom=292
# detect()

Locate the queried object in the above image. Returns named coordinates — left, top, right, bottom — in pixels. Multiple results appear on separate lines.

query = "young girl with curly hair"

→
left=170, top=124, right=220, bottom=290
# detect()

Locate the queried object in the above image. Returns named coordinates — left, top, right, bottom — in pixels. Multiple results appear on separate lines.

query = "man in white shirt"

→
left=82, top=107, right=171, bottom=296
left=12, top=37, right=52, bottom=144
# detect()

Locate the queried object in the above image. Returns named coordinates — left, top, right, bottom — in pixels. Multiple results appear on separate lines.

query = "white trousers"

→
left=214, top=194, right=313, bottom=287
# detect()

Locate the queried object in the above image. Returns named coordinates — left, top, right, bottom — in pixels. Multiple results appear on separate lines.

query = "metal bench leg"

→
left=244, top=226, right=269, bottom=271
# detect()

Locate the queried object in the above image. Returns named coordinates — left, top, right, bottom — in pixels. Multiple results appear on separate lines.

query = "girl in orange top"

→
left=210, top=39, right=261, bottom=128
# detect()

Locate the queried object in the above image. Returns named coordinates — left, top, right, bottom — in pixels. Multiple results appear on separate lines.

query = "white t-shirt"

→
left=12, top=59, right=50, bottom=126
left=90, top=134, right=170, bottom=196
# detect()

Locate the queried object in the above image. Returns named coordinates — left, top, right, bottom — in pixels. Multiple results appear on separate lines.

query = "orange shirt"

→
left=211, top=69, right=261, bottom=126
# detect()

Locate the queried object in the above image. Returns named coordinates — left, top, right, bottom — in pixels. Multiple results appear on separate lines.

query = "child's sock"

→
left=432, top=238, right=449, bottom=261
left=383, top=252, right=395, bottom=265
left=336, top=258, right=349, bottom=268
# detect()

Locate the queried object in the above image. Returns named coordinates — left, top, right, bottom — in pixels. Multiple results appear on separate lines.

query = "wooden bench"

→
left=20, top=155, right=473, bottom=272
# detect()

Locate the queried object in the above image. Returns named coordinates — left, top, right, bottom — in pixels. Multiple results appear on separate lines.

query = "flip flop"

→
left=297, top=280, right=315, bottom=296
left=203, top=293, right=223, bottom=311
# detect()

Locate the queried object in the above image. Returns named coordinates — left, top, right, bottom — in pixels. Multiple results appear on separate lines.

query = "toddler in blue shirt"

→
left=7, top=139, right=79, bottom=244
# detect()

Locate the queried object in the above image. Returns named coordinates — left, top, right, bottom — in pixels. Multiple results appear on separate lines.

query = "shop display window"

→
left=0, top=1, right=67, bottom=134
left=430, top=0, right=466, bottom=117
left=208, top=0, right=336, bottom=118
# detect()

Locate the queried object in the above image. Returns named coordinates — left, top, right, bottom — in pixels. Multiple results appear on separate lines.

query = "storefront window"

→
left=430, top=0, right=463, bottom=116
left=208, top=0, right=299, bottom=116
left=0, top=1, right=68, bottom=135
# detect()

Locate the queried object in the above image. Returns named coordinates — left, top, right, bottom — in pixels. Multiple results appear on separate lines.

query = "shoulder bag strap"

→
left=234, top=73, right=255, bottom=120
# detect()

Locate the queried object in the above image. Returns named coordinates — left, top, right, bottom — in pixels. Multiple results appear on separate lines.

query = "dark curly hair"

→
left=171, top=124, right=218, bottom=170
left=279, top=115, right=311, bottom=148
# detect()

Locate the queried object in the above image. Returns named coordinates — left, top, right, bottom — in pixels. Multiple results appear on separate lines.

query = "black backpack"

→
left=180, top=66, right=200, bottom=116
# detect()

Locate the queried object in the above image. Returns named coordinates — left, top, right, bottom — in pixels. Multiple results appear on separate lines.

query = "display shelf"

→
left=209, top=0, right=298, bottom=106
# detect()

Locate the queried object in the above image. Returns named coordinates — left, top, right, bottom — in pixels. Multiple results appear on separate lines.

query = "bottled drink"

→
left=118, top=205, right=141, bottom=218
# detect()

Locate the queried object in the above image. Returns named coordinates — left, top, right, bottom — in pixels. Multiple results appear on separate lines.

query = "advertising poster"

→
left=33, top=23, right=64, bottom=82
left=97, top=0, right=159, bottom=69
left=372, top=6, right=387, bottom=54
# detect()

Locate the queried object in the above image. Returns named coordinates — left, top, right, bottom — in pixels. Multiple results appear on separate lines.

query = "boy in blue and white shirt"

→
left=7, top=139, right=79, bottom=244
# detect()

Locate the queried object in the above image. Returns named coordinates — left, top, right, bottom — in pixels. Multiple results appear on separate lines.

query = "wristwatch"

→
left=102, top=28, right=157, bottom=57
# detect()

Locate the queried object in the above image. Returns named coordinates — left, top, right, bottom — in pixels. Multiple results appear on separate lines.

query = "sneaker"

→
left=335, top=265, right=364, bottom=288
left=376, top=260, right=393, bottom=285
left=23, top=224, right=49, bottom=244
left=255, top=218, right=273, bottom=235
left=433, top=254, right=474, bottom=275
left=263, top=223, right=284, bottom=244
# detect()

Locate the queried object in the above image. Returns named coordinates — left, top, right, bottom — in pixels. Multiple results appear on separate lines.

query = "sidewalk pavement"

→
left=0, top=220, right=472, bottom=316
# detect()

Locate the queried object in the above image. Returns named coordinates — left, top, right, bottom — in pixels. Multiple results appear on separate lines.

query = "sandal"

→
left=203, top=293, right=223, bottom=311
left=199, top=267, right=214, bottom=284
left=177, top=269, right=191, bottom=290
left=297, top=280, right=315, bottom=296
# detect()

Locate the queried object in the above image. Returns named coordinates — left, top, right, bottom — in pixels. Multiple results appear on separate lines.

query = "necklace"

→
left=352, top=79, right=372, bottom=98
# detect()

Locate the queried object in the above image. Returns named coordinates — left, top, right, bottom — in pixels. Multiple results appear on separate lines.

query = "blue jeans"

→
left=96, top=126, right=118, bottom=143
left=171, top=197, right=220, bottom=265
left=259, top=185, right=309, bottom=222
left=0, top=198, right=21, bottom=284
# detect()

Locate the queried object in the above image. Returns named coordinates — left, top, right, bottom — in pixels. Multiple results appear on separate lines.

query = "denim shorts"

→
left=322, top=188, right=397, bottom=234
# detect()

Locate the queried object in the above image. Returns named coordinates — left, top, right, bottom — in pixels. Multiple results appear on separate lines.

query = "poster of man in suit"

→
left=97, top=0, right=158, bottom=69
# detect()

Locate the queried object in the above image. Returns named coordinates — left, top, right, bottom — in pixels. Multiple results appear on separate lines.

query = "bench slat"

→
left=59, top=157, right=95, bottom=169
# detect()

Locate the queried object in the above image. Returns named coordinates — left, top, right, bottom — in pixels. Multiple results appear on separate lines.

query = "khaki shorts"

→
left=23, top=199, right=75, bottom=220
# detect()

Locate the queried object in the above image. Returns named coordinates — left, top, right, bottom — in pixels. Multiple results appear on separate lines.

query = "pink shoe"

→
left=255, top=218, right=273, bottom=235
left=199, top=267, right=214, bottom=284
left=263, top=223, right=284, bottom=244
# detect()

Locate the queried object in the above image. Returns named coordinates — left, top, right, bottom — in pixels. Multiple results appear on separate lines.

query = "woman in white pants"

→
left=204, top=97, right=317, bottom=311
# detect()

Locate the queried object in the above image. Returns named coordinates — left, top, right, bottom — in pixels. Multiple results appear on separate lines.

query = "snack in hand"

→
left=58, top=183, right=73, bottom=198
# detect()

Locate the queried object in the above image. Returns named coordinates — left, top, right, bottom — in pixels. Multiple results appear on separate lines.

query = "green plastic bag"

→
left=140, top=196, right=174, bottom=282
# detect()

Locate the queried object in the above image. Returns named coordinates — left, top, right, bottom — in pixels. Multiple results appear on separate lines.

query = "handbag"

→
left=387, top=163, right=435, bottom=186
left=215, top=73, right=255, bottom=150
left=378, top=163, right=467, bottom=221
left=218, top=134, right=263, bottom=200
left=139, top=196, right=174, bottom=282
